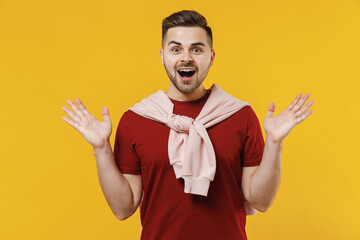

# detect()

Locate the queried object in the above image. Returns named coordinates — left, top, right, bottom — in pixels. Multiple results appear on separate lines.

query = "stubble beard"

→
left=164, top=62, right=211, bottom=95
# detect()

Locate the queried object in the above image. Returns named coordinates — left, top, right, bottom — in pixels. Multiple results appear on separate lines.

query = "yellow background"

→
left=1, top=0, right=359, bottom=239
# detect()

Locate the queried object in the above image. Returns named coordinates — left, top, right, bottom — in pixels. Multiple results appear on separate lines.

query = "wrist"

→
left=93, top=140, right=112, bottom=153
left=265, top=133, right=283, bottom=145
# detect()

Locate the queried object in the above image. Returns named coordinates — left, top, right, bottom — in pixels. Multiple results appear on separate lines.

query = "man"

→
left=62, top=10, right=314, bottom=240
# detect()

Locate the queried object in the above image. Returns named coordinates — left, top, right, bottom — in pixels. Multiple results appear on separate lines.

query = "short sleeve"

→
left=241, top=106, right=265, bottom=167
left=114, top=111, right=141, bottom=174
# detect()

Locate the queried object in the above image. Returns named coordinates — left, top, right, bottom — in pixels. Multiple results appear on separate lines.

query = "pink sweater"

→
left=129, top=84, right=258, bottom=215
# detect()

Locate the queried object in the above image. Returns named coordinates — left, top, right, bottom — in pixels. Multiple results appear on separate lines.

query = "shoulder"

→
left=232, top=105, right=258, bottom=121
left=122, top=109, right=139, bottom=119
left=212, top=105, right=257, bottom=132
left=120, top=109, right=146, bottom=124
left=116, top=110, right=141, bottom=134
left=229, top=105, right=262, bottom=133
left=118, top=108, right=167, bottom=135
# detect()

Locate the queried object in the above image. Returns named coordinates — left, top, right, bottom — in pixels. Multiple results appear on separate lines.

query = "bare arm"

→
left=242, top=138, right=281, bottom=212
left=242, top=93, right=314, bottom=212
left=94, top=142, right=143, bottom=220
left=62, top=98, right=142, bottom=220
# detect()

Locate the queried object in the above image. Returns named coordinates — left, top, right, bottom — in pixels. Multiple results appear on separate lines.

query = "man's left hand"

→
left=264, top=93, right=314, bottom=143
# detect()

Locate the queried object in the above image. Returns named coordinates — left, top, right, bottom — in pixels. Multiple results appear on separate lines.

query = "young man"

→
left=62, top=10, right=314, bottom=240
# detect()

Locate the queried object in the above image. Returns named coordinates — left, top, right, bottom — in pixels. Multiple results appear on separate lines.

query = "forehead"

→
left=165, top=27, right=210, bottom=47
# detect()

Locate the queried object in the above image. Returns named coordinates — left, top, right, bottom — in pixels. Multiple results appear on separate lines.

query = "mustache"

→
left=176, top=63, right=198, bottom=71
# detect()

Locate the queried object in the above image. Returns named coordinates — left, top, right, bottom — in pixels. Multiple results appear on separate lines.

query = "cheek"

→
left=196, top=57, right=212, bottom=69
left=164, top=56, right=179, bottom=68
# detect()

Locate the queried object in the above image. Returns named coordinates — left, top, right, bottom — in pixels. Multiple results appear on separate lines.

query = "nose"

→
left=181, top=51, right=194, bottom=63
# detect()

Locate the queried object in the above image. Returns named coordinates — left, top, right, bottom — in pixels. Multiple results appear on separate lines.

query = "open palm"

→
left=264, top=93, right=314, bottom=142
left=62, top=98, right=112, bottom=149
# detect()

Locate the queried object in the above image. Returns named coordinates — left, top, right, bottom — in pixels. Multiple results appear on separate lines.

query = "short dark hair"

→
left=162, top=10, right=213, bottom=48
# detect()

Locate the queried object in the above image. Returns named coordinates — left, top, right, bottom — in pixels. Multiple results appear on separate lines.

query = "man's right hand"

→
left=62, top=98, right=112, bottom=149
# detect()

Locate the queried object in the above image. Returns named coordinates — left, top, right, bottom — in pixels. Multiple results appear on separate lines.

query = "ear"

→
left=160, top=49, right=164, bottom=65
left=210, top=49, right=215, bottom=66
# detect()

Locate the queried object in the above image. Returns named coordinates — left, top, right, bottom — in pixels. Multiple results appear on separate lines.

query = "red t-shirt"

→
left=114, top=89, right=265, bottom=240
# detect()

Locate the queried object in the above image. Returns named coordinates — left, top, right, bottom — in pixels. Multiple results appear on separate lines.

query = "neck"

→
left=166, top=84, right=207, bottom=101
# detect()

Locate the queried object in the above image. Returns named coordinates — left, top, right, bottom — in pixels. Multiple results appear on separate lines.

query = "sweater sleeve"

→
left=241, top=106, right=265, bottom=167
left=114, top=111, right=141, bottom=175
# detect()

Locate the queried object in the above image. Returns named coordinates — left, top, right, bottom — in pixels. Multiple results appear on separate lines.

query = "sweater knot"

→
left=165, top=114, right=194, bottom=133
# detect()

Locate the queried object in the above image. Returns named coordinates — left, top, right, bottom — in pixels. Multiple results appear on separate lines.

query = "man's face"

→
left=160, top=27, right=215, bottom=95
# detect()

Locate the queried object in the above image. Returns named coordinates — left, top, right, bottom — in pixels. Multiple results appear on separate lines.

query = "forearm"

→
left=248, top=135, right=282, bottom=211
left=94, top=141, right=135, bottom=220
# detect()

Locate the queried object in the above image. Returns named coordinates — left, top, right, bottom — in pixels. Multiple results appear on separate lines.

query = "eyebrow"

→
left=168, top=41, right=206, bottom=47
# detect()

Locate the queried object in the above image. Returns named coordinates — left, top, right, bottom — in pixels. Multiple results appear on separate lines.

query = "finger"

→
left=265, top=102, right=275, bottom=118
left=62, top=116, right=81, bottom=131
left=295, top=100, right=314, bottom=118
left=75, top=98, right=92, bottom=117
left=62, top=106, right=81, bottom=122
left=102, top=106, right=111, bottom=123
left=66, top=99, right=85, bottom=118
left=292, top=93, right=310, bottom=113
left=287, top=94, right=302, bottom=111
left=295, top=109, right=313, bottom=125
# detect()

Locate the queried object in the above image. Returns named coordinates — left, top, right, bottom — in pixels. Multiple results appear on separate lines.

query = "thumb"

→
left=102, top=106, right=111, bottom=123
left=265, top=102, right=275, bottom=118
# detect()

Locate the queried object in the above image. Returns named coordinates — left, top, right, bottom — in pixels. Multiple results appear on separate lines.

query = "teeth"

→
left=179, top=69, right=194, bottom=72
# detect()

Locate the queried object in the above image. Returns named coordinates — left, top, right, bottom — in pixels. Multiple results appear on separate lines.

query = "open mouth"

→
left=177, top=69, right=196, bottom=78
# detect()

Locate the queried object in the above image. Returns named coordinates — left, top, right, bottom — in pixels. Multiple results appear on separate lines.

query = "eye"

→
left=171, top=47, right=181, bottom=53
left=193, top=47, right=202, bottom=53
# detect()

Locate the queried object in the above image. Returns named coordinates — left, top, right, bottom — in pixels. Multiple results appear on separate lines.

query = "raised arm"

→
left=242, top=93, right=314, bottom=212
left=62, top=98, right=143, bottom=220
